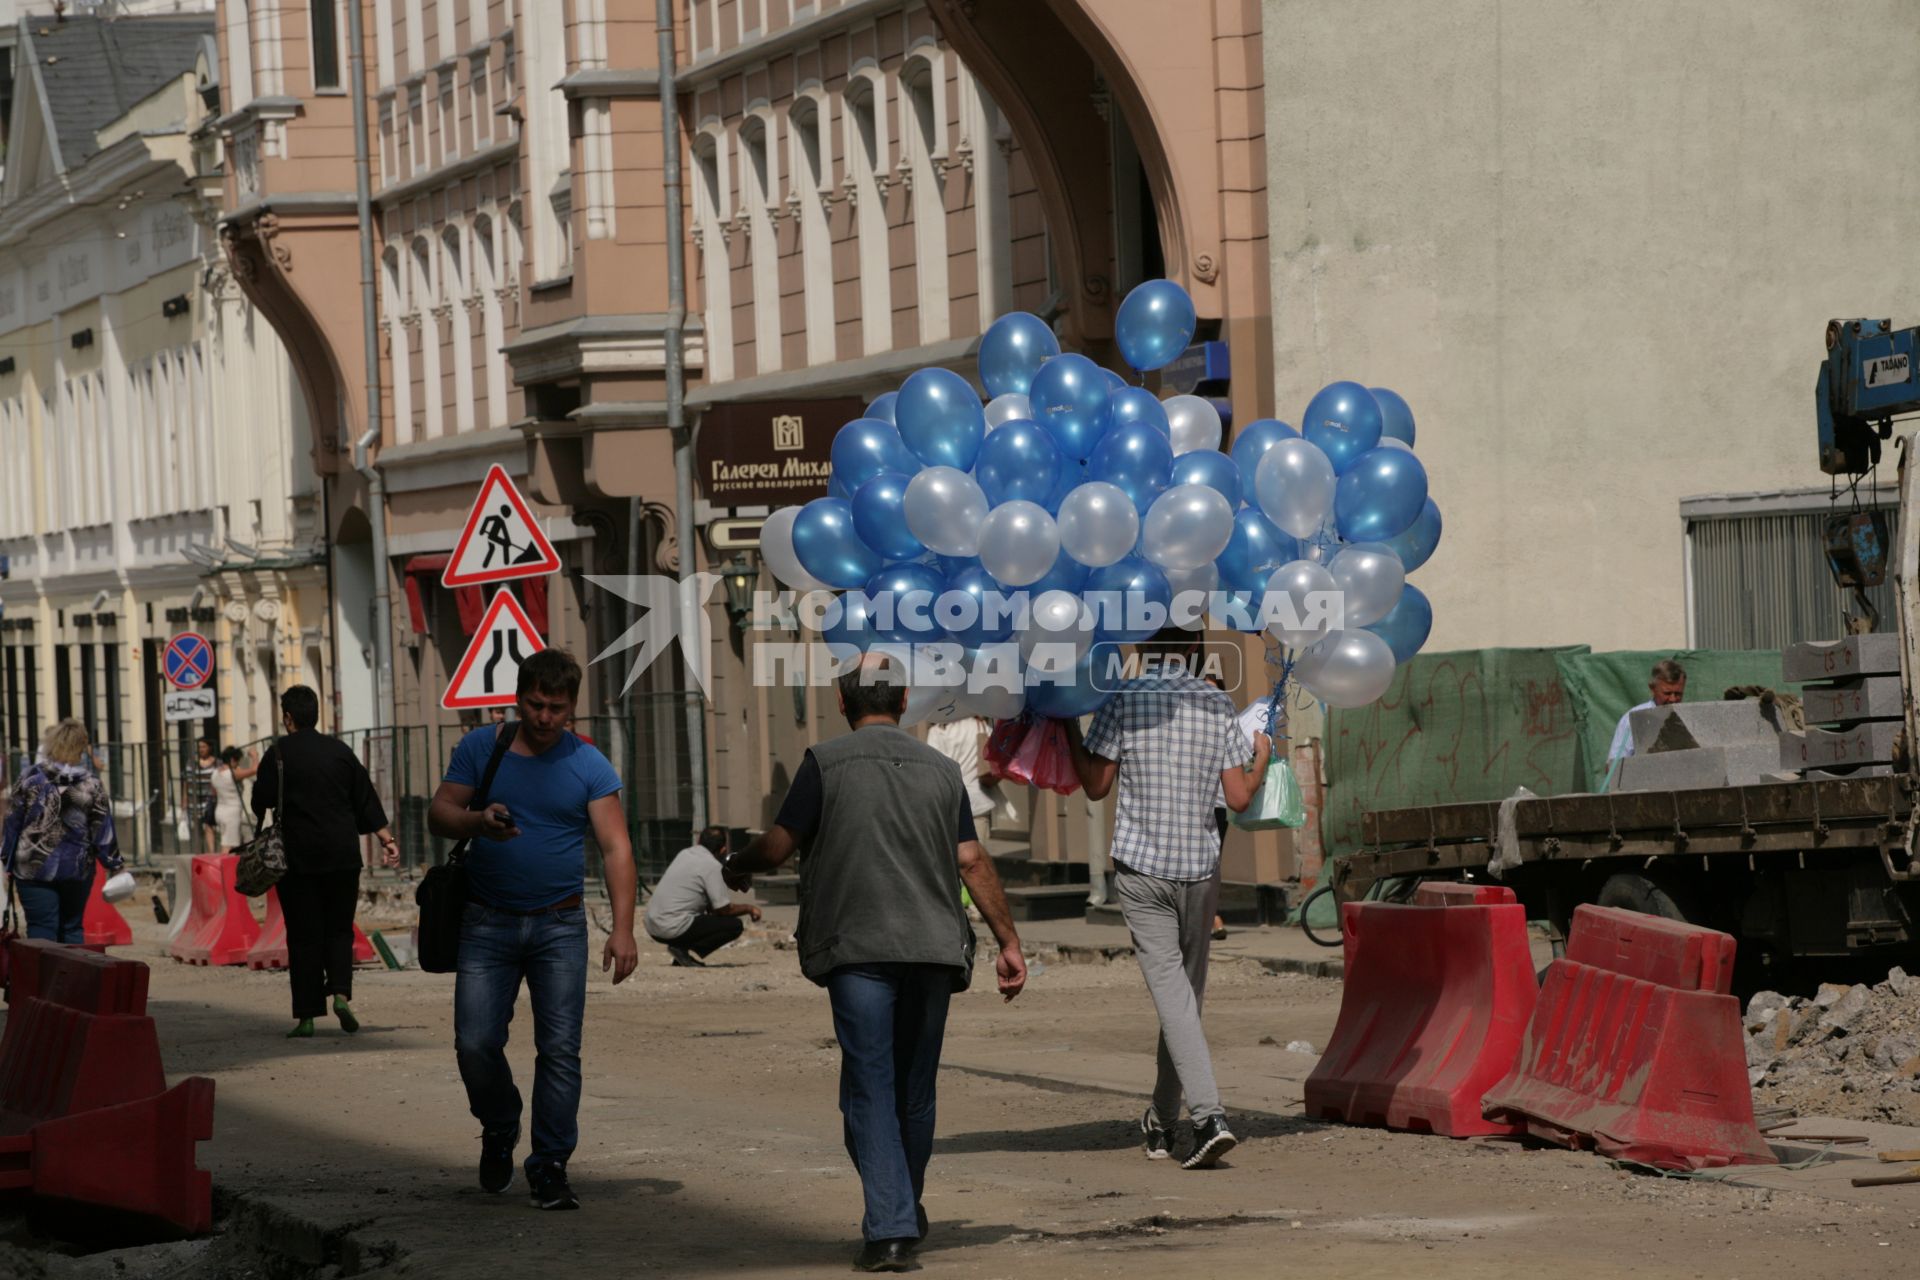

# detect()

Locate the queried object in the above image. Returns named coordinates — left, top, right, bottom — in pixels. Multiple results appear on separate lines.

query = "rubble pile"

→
left=1744, top=969, right=1920, bottom=1124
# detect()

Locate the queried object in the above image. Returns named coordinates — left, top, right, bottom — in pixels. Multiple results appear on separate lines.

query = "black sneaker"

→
left=1140, top=1108, right=1171, bottom=1160
left=854, top=1239, right=919, bottom=1272
left=478, top=1124, right=519, bottom=1194
left=527, top=1162, right=580, bottom=1210
left=1182, top=1115, right=1237, bottom=1169
left=668, top=944, right=705, bottom=968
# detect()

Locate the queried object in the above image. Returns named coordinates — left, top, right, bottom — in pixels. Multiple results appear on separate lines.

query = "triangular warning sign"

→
left=444, top=464, right=562, bottom=588
left=442, top=589, right=548, bottom=710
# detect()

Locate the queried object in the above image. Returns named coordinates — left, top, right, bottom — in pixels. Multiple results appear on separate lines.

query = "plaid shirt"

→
left=1083, top=673, right=1253, bottom=880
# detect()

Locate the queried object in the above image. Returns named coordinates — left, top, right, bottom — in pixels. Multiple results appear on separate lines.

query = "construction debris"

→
left=1745, top=969, right=1920, bottom=1125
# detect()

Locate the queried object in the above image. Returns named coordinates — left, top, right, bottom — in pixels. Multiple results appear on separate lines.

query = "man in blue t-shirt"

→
left=429, top=649, right=636, bottom=1211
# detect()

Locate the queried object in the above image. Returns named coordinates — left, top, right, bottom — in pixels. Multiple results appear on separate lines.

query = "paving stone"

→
left=1616, top=743, right=1782, bottom=791
left=1799, top=676, right=1904, bottom=725
left=1630, top=700, right=1787, bottom=754
left=1779, top=720, right=1902, bottom=769
left=1781, top=632, right=1902, bottom=682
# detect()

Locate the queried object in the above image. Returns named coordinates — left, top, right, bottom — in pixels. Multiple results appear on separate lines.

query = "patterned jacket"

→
left=1, top=757, right=123, bottom=883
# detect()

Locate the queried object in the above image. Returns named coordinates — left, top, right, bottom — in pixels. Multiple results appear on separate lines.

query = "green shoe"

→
left=333, top=997, right=360, bottom=1034
left=287, top=1019, right=315, bottom=1039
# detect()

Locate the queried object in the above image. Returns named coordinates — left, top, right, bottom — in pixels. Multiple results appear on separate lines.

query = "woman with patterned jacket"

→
left=1, top=719, right=124, bottom=942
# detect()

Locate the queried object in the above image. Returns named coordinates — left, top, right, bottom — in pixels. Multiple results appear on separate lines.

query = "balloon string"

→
left=1264, top=652, right=1295, bottom=754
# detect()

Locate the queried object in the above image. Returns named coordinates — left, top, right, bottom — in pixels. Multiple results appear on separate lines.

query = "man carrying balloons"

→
left=1061, top=624, right=1269, bottom=1170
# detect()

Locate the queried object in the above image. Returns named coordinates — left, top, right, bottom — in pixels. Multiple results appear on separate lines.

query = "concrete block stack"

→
left=1777, top=635, right=1901, bottom=780
left=1614, top=700, right=1790, bottom=792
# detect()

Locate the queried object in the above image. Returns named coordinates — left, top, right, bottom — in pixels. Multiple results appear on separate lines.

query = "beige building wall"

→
left=1264, top=0, right=1920, bottom=654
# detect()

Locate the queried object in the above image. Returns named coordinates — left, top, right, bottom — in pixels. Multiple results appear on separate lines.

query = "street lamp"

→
left=719, top=550, right=761, bottom=627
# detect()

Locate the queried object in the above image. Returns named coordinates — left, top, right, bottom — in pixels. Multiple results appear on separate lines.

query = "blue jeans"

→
left=453, top=900, right=588, bottom=1170
left=827, top=963, right=953, bottom=1242
left=17, top=878, right=90, bottom=944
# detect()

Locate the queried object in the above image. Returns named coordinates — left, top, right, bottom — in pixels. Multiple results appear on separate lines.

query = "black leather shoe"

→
left=854, top=1239, right=920, bottom=1272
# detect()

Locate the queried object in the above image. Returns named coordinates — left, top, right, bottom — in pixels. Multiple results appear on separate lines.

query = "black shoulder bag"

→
left=415, top=723, right=517, bottom=974
left=233, top=741, right=287, bottom=897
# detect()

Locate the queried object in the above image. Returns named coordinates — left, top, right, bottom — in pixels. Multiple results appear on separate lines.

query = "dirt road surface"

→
left=21, top=906, right=1920, bottom=1278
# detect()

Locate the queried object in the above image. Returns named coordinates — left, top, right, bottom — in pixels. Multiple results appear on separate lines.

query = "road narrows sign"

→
left=443, top=464, right=562, bottom=588
left=442, top=589, right=547, bottom=710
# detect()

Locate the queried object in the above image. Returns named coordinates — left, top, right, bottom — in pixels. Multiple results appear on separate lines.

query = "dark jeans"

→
left=278, top=868, right=361, bottom=1019
left=16, top=878, right=90, bottom=944
left=454, top=899, right=588, bottom=1170
left=663, top=912, right=743, bottom=958
left=827, top=962, right=953, bottom=1242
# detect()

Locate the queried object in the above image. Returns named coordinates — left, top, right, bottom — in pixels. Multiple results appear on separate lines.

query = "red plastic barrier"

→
left=353, top=923, right=375, bottom=965
left=1481, top=905, right=1774, bottom=1171
left=0, top=942, right=166, bottom=1132
left=1304, top=895, right=1537, bottom=1137
left=1414, top=882, right=1518, bottom=907
left=81, top=863, right=132, bottom=948
left=245, top=889, right=289, bottom=971
left=167, top=855, right=261, bottom=967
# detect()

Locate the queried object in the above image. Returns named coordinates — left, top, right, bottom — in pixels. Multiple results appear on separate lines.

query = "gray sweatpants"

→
left=1115, top=864, right=1223, bottom=1123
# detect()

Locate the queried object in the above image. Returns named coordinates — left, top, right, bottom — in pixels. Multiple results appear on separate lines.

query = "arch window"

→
left=844, top=73, right=891, bottom=356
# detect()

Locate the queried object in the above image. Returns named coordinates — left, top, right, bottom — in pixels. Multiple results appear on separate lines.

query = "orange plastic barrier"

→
left=167, top=855, right=261, bottom=967
left=1481, top=905, right=1776, bottom=1170
left=81, top=863, right=133, bottom=948
left=1304, top=886, right=1536, bottom=1137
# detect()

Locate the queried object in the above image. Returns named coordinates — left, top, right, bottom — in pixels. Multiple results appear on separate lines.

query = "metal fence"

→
left=5, top=692, right=701, bottom=882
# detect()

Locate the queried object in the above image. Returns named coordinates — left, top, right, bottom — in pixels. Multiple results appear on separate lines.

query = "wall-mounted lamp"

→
left=161, top=295, right=190, bottom=318
left=719, top=550, right=761, bottom=627
left=0, top=358, right=14, bottom=376
left=70, top=328, right=93, bottom=350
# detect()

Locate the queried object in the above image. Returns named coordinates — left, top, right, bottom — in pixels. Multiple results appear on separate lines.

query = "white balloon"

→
left=1254, top=437, right=1338, bottom=539
left=761, top=505, right=833, bottom=592
left=976, top=500, right=1061, bottom=587
left=1329, top=542, right=1406, bottom=629
left=1055, top=481, right=1140, bottom=568
left=903, top=466, right=990, bottom=557
left=1377, top=436, right=1412, bottom=452
left=960, top=644, right=1027, bottom=720
left=1296, top=629, right=1398, bottom=708
left=1140, top=483, right=1235, bottom=571
left=903, top=683, right=966, bottom=728
left=1162, top=394, right=1223, bottom=456
left=1017, top=589, right=1094, bottom=667
left=1162, top=561, right=1219, bottom=627
left=1264, top=559, right=1340, bottom=648
left=984, top=393, right=1032, bottom=431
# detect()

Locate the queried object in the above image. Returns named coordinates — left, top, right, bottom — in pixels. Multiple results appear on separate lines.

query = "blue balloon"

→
left=1108, top=386, right=1171, bottom=438
left=1088, top=420, right=1174, bottom=514
left=1099, top=368, right=1129, bottom=395
left=1370, top=387, right=1415, bottom=446
left=1366, top=583, right=1433, bottom=663
left=932, top=553, right=979, bottom=578
left=977, top=312, right=1060, bottom=398
left=943, top=564, right=1015, bottom=649
left=863, top=561, right=948, bottom=644
left=1042, top=458, right=1088, bottom=514
left=1215, top=509, right=1298, bottom=593
left=1381, top=497, right=1443, bottom=573
left=822, top=590, right=879, bottom=653
left=1022, top=546, right=1092, bottom=597
left=831, top=418, right=919, bottom=491
left=865, top=391, right=899, bottom=424
left=793, top=497, right=883, bottom=588
left=1114, top=279, right=1197, bottom=372
left=895, top=367, right=986, bottom=471
left=828, top=470, right=852, bottom=502
left=1026, top=649, right=1113, bottom=720
left=1334, top=447, right=1429, bottom=543
left=1215, top=584, right=1270, bottom=634
left=975, top=420, right=1063, bottom=507
left=1228, top=418, right=1299, bottom=498
left=1302, top=381, right=1384, bottom=474
left=1086, top=555, right=1172, bottom=644
left=851, top=471, right=927, bottom=562
left=1170, top=449, right=1243, bottom=510
left=1028, top=353, right=1114, bottom=463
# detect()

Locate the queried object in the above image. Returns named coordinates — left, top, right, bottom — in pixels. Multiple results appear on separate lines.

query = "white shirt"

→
left=926, top=718, right=995, bottom=818
left=1608, top=700, right=1655, bottom=762
left=644, top=846, right=733, bottom=941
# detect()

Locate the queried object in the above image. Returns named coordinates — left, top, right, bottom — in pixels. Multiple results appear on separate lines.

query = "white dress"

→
left=211, top=767, right=245, bottom=848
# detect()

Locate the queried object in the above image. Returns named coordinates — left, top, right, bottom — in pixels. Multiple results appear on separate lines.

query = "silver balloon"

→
left=960, top=644, right=1027, bottom=719
left=1295, top=629, right=1397, bottom=708
left=1162, top=395, right=1223, bottom=456
left=984, top=393, right=1032, bottom=432
left=1140, top=483, right=1235, bottom=571
left=1328, top=542, right=1406, bottom=629
left=761, top=505, right=833, bottom=592
left=1254, top=437, right=1338, bottom=539
left=1055, top=481, right=1140, bottom=568
left=903, top=682, right=966, bottom=728
left=976, top=500, right=1061, bottom=588
left=1264, top=559, right=1340, bottom=648
left=1017, top=589, right=1094, bottom=667
left=1162, top=560, right=1219, bottom=627
left=903, top=466, right=990, bottom=557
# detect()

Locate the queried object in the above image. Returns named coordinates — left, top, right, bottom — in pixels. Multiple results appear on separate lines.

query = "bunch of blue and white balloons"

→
left=757, top=278, right=1441, bottom=718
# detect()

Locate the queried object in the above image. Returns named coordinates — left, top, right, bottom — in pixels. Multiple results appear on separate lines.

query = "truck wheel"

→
left=1595, top=872, right=1690, bottom=923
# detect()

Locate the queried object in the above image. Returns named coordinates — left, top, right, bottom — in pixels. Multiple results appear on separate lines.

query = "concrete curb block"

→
left=1047, top=940, right=1344, bottom=980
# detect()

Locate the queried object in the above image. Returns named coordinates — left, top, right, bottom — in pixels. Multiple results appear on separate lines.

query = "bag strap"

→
left=472, top=722, right=519, bottom=812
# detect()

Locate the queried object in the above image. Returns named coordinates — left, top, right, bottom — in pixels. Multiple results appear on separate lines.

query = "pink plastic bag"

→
left=1030, top=720, right=1080, bottom=796
left=985, top=716, right=1030, bottom=776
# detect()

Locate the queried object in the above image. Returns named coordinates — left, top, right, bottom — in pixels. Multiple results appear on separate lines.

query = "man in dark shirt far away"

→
left=724, top=652, right=1026, bottom=1274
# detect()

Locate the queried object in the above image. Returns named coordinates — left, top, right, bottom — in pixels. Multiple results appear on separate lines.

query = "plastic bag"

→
left=1232, top=754, right=1306, bottom=830
left=985, top=716, right=1030, bottom=776
left=984, top=716, right=1080, bottom=795
left=1028, top=720, right=1081, bottom=796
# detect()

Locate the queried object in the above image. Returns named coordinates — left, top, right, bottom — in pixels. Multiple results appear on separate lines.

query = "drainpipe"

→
left=657, top=0, right=706, bottom=832
left=346, top=0, right=392, bottom=732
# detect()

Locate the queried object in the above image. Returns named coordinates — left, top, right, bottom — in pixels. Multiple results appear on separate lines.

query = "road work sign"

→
left=442, top=589, right=546, bottom=710
left=443, top=465, right=561, bottom=588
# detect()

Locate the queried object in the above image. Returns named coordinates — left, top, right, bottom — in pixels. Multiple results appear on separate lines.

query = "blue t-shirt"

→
left=446, top=726, right=622, bottom=910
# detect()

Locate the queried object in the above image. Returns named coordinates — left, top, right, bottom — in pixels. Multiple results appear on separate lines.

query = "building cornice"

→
left=213, top=95, right=304, bottom=135
left=682, top=335, right=979, bottom=409
left=559, top=68, right=660, bottom=100
left=218, top=191, right=361, bottom=228
left=377, top=425, right=525, bottom=494
left=680, top=0, right=900, bottom=89
left=374, top=137, right=520, bottom=209
left=503, top=313, right=708, bottom=385
left=0, top=134, right=188, bottom=250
